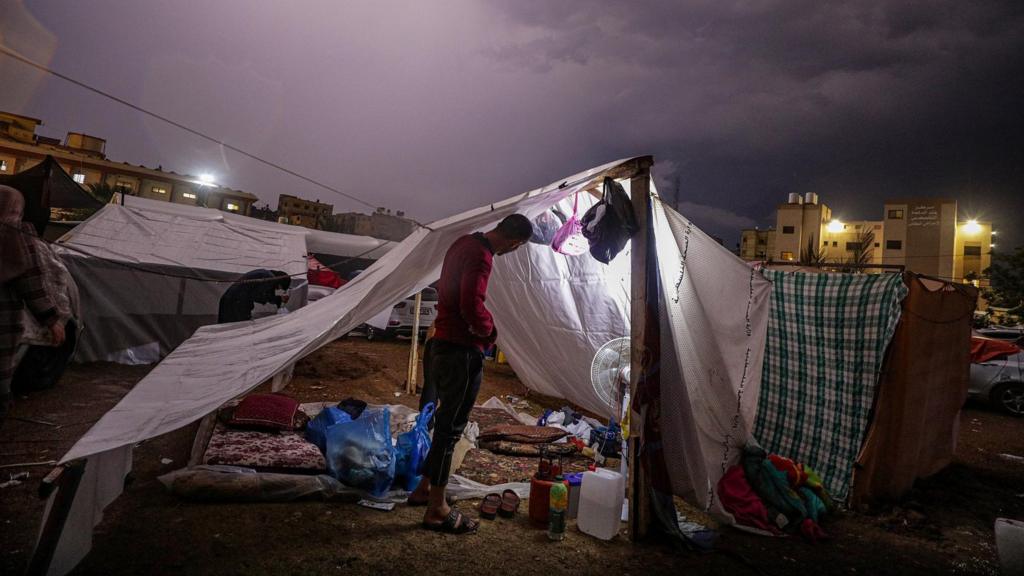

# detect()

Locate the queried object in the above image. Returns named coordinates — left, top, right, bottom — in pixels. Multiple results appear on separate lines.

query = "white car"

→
left=365, top=287, right=438, bottom=340
left=969, top=347, right=1024, bottom=416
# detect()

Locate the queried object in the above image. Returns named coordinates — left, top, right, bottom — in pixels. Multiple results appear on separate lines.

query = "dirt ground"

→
left=2, top=337, right=1023, bottom=576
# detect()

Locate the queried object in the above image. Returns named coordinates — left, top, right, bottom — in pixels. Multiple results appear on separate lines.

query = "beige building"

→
left=278, top=194, right=333, bottom=229
left=743, top=192, right=993, bottom=284
left=0, top=110, right=257, bottom=215
left=739, top=228, right=775, bottom=260
left=328, top=208, right=416, bottom=241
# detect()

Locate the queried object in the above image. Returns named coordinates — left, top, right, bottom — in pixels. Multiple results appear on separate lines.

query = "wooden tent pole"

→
left=627, top=156, right=655, bottom=541
left=406, top=291, right=423, bottom=395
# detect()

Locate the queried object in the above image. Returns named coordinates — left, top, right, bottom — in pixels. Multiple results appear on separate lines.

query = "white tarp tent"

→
left=54, top=195, right=392, bottom=363
left=39, top=157, right=771, bottom=575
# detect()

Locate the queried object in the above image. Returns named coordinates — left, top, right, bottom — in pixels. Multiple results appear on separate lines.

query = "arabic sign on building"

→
left=908, top=204, right=940, bottom=227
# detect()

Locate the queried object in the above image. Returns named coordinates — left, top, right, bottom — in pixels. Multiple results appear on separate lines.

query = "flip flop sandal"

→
left=498, top=489, right=520, bottom=518
left=422, top=508, right=478, bottom=535
left=480, top=493, right=501, bottom=520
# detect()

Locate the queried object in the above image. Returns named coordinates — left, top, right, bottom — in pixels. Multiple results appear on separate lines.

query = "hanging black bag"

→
left=580, top=176, right=639, bottom=263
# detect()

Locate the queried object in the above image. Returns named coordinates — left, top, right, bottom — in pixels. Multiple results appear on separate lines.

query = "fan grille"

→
left=591, top=337, right=630, bottom=409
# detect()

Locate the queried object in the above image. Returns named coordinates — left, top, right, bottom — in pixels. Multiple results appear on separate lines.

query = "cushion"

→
left=228, top=393, right=300, bottom=431
left=477, top=425, right=568, bottom=444
left=203, top=423, right=326, bottom=473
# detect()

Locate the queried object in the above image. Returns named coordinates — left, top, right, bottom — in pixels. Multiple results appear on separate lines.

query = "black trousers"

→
left=421, top=339, right=483, bottom=487
left=418, top=338, right=437, bottom=416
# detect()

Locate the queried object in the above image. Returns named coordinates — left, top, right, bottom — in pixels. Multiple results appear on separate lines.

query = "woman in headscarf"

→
left=0, top=185, right=65, bottom=420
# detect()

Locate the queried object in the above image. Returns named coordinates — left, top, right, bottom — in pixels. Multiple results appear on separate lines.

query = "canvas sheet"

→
left=754, top=270, right=908, bottom=501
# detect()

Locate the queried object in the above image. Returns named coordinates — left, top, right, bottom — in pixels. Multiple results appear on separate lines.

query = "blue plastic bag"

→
left=393, top=402, right=435, bottom=492
left=325, top=408, right=395, bottom=497
left=306, top=406, right=353, bottom=453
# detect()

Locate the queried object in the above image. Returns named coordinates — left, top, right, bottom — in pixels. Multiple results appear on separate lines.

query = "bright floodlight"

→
left=963, top=220, right=982, bottom=234
left=198, top=173, right=215, bottom=185
left=826, top=220, right=844, bottom=233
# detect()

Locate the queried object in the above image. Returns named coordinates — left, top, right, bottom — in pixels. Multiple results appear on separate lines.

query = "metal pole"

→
left=406, top=291, right=423, bottom=394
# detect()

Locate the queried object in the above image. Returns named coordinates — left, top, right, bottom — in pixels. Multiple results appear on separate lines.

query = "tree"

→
left=983, top=246, right=1024, bottom=323
left=853, top=229, right=875, bottom=268
left=800, top=236, right=828, bottom=265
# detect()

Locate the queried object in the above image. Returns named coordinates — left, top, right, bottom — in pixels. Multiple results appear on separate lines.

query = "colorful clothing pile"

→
left=718, top=445, right=834, bottom=542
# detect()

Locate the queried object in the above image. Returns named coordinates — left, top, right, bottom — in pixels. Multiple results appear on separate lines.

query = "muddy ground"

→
left=2, top=337, right=1022, bottom=575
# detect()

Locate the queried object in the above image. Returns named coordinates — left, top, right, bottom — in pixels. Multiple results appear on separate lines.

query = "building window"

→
left=0, top=160, right=6, bottom=172
left=781, top=251, right=795, bottom=261
left=886, top=240, right=902, bottom=250
left=823, top=242, right=828, bottom=248
left=855, top=224, right=862, bottom=229
left=152, top=187, right=167, bottom=195
left=757, top=238, right=765, bottom=245
left=115, top=181, right=134, bottom=192
left=72, top=173, right=86, bottom=184
left=846, top=241, right=862, bottom=251
left=782, top=226, right=795, bottom=234
left=832, top=241, right=838, bottom=247
left=874, top=242, right=880, bottom=247
left=963, top=245, right=982, bottom=256
left=182, top=192, right=197, bottom=200
left=226, top=202, right=240, bottom=212
left=888, top=209, right=904, bottom=219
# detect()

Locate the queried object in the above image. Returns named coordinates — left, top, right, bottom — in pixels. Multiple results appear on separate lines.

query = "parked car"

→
left=969, top=347, right=1024, bottom=416
left=975, top=327, right=1024, bottom=345
left=365, top=287, right=439, bottom=340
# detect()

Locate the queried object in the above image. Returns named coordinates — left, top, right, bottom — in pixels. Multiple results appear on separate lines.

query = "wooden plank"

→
left=27, top=461, right=86, bottom=576
left=627, top=157, right=654, bottom=541
left=406, top=291, right=423, bottom=394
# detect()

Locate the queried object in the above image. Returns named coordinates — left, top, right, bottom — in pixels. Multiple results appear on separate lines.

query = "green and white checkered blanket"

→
left=754, top=271, right=907, bottom=502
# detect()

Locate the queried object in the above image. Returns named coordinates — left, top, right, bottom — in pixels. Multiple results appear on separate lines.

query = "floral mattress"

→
left=202, top=423, right=326, bottom=474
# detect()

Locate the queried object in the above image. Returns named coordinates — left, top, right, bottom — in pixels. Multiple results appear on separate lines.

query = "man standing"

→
left=410, top=214, right=533, bottom=534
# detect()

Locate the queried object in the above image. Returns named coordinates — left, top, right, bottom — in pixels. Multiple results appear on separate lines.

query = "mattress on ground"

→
left=202, top=422, right=326, bottom=474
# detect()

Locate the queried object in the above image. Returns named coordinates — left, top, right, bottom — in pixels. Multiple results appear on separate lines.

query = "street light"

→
left=198, top=173, right=215, bottom=185
left=826, top=220, right=844, bottom=233
left=963, top=220, right=982, bottom=234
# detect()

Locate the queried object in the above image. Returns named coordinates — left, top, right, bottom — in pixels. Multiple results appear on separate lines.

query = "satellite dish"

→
left=591, top=337, right=631, bottom=412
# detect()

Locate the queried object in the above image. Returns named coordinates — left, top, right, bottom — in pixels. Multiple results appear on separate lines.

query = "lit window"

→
left=182, top=192, right=197, bottom=200
left=73, top=173, right=86, bottom=184
left=781, top=251, right=794, bottom=261
left=152, top=187, right=167, bottom=195
left=1, top=159, right=9, bottom=171
left=116, top=181, right=134, bottom=192
left=226, top=202, right=239, bottom=211
left=887, top=209, right=904, bottom=219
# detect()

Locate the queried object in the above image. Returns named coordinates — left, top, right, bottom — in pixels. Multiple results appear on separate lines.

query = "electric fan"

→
left=590, top=337, right=631, bottom=415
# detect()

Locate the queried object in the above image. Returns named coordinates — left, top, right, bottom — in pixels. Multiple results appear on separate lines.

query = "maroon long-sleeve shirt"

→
left=432, top=233, right=497, bottom=351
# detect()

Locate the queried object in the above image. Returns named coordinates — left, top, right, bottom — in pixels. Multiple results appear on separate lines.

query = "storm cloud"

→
left=2, top=0, right=1022, bottom=248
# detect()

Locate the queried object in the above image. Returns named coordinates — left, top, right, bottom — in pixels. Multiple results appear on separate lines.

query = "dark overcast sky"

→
left=2, top=0, right=1022, bottom=249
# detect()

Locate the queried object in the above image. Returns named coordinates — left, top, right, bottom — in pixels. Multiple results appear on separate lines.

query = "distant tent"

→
left=0, top=156, right=103, bottom=235
left=55, top=195, right=393, bottom=364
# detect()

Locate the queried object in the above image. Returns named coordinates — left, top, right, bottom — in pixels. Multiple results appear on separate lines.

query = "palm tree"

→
left=800, top=236, right=828, bottom=265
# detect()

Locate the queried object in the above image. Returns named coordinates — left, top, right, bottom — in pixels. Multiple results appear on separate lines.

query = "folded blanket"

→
left=479, top=440, right=578, bottom=457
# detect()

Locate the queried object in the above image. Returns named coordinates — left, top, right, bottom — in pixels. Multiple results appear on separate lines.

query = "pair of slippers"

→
left=480, top=489, right=520, bottom=520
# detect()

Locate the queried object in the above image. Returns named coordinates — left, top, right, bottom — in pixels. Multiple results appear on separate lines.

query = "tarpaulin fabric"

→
left=653, top=198, right=772, bottom=519
left=754, top=270, right=907, bottom=502
left=0, top=156, right=103, bottom=235
left=44, top=157, right=773, bottom=575
left=970, top=336, right=1021, bottom=364
left=851, top=274, right=977, bottom=506
left=307, top=255, right=344, bottom=289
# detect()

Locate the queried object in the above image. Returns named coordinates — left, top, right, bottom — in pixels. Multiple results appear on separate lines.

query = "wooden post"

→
left=406, top=291, right=423, bottom=394
left=27, top=461, right=86, bottom=576
left=627, top=156, right=655, bottom=541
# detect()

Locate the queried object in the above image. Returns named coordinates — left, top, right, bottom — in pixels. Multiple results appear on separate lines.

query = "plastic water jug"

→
left=577, top=469, right=625, bottom=540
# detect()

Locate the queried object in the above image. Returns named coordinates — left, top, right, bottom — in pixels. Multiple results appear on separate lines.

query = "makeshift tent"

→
left=36, top=157, right=774, bottom=576
left=0, top=155, right=104, bottom=235
left=851, top=275, right=977, bottom=506
left=55, top=195, right=393, bottom=363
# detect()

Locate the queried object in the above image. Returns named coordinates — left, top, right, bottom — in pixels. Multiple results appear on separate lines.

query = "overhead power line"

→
left=0, top=43, right=415, bottom=221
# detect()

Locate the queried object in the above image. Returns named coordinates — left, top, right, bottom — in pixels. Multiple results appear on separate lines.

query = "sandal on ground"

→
left=480, top=493, right=501, bottom=520
left=423, top=508, right=478, bottom=535
left=498, top=489, right=520, bottom=518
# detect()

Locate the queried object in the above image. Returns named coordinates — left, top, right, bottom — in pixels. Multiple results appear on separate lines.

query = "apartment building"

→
left=278, top=194, right=333, bottom=229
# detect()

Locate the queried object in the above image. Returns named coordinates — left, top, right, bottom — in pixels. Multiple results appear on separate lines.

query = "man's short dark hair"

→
left=270, top=270, right=292, bottom=290
left=496, top=214, right=533, bottom=241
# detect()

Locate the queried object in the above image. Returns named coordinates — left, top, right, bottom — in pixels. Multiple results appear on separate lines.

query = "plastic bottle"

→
left=577, top=469, right=625, bottom=540
left=548, top=475, right=568, bottom=541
